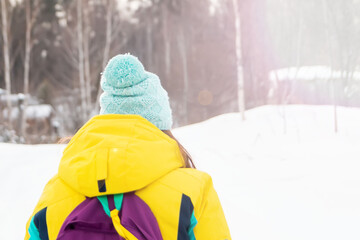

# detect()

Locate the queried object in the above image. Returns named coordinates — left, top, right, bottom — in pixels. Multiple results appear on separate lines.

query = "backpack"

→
left=57, top=192, right=163, bottom=240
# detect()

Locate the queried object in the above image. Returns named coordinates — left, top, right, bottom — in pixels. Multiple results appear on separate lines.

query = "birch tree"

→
left=77, top=0, right=87, bottom=122
left=101, top=0, right=114, bottom=70
left=21, top=0, right=40, bottom=140
left=1, top=0, right=12, bottom=126
left=173, top=1, right=189, bottom=125
left=83, top=1, right=91, bottom=116
left=231, top=0, right=246, bottom=120
left=95, top=0, right=115, bottom=113
left=322, top=0, right=338, bottom=132
left=161, top=3, right=171, bottom=77
left=177, top=26, right=188, bottom=125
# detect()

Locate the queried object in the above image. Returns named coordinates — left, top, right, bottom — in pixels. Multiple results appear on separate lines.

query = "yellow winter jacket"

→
left=25, top=114, right=231, bottom=240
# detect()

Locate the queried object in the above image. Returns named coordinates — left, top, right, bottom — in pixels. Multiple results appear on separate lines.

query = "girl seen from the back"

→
left=25, top=54, right=231, bottom=240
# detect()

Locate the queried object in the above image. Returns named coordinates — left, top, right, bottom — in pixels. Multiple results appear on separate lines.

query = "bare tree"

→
left=321, top=0, right=360, bottom=132
left=1, top=0, right=12, bottom=126
left=83, top=1, right=92, bottom=116
left=322, top=0, right=338, bottom=133
left=281, top=13, right=304, bottom=134
left=161, top=3, right=171, bottom=77
left=170, top=1, right=191, bottom=125
left=146, top=22, right=153, bottom=68
left=77, top=0, right=87, bottom=122
left=21, top=0, right=40, bottom=140
left=102, top=0, right=114, bottom=70
left=95, top=0, right=115, bottom=113
left=177, top=25, right=188, bottom=125
left=232, top=0, right=246, bottom=120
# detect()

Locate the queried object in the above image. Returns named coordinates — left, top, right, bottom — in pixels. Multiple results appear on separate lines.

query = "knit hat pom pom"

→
left=103, top=54, right=146, bottom=88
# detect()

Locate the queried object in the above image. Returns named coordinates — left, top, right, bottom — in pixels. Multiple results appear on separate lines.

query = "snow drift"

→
left=1, top=105, right=360, bottom=240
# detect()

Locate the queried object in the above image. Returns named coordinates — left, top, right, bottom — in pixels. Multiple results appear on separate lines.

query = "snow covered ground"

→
left=1, top=105, right=360, bottom=240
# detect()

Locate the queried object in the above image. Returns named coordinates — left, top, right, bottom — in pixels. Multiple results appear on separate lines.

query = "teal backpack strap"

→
left=97, top=194, right=123, bottom=217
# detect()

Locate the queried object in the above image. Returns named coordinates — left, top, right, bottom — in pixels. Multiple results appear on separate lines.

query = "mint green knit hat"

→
left=100, top=54, right=173, bottom=130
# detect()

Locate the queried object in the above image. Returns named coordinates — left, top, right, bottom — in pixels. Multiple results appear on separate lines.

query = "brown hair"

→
left=58, top=136, right=72, bottom=144
left=162, top=130, right=196, bottom=169
left=58, top=130, right=196, bottom=169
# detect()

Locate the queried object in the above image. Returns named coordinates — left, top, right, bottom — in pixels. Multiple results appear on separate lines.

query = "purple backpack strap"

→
left=57, top=193, right=163, bottom=240
left=118, top=193, right=163, bottom=240
left=57, top=197, right=119, bottom=240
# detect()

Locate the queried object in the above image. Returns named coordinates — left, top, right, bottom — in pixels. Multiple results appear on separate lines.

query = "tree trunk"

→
left=161, top=4, right=171, bottom=77
left=231, top=0, right=246, bottom=120
left=177, top=26, right=188, bottom=125
left=95, top=0, right=114, bottom=113
left=77, top=0, right=87, bottom=122
left=21, top=0, right=33, bottom=140
left=1, top=0, right=12, bottom=127
left=83, top=2, right=91, bottom=115
left=284, top=16, right=303, bottom=105
left=322, top=0, right=338, bottom=133
left=146, top=23, right=153, bottom=69
left=101, top=0, right=113, bottom=70
left=332, top=74, right=338, bottom=133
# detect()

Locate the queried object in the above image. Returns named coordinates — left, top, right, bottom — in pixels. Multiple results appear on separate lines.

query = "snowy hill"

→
left=173, top=105, right=360, bottom=240
left=1, top=105, right=360, bottom=240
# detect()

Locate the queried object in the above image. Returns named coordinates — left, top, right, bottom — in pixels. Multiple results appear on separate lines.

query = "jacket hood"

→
left=58, top=114, right=184, bottom=197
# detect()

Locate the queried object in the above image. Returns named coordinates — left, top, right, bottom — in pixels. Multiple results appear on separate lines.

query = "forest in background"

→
left=1, top=0, right=360, bottom=143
